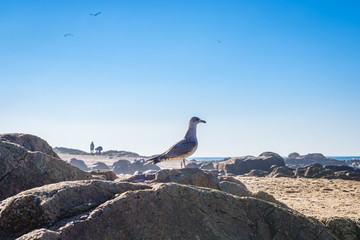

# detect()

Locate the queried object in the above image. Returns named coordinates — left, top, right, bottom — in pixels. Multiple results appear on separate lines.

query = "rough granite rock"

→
left=90, top=162, right=110, bottom=170
left=112, top=159, right=160, bottom=175
left=268, top=166, right=295, bottom=178
left=217, top=152, right=285, bottom=175
left=69, top=158, right=90, bottom=171
left=89, top=170, right=118, bottom=181
left=244, top=169, right=270, bottom=177
left=15, top=183, right=338, bottom=240
left=323, top=218, right=360, bottom=240
left=0, top=180, right=151, bottom=240
left=0, top=140, right=92, bottom=201
left=0, top=133, right=59, bottom=158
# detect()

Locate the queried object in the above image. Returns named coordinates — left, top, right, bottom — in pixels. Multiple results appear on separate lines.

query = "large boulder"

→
left=0, top=139, right=91, bottom=201
left=0, top=180, right=151, bottom=240
left=0, top=133, right=59, bottom=158
left=13, top=183, right=338, bottom=240
left=295, top=163, right=334, bottom=178
left=323, top=218, right=360, bottom=240
left=324, top=165, right=355, bottom=172
left=286, top=153, right=345, bottom=168
left=90, top=162, right=110, bottom=170
left=69, top=158, right=90, bottom=171
left=268, top=166, right=295, bottom=178
left=112, top=159, right=131, bottom=174
left=217, top=152, right=285, bottom=175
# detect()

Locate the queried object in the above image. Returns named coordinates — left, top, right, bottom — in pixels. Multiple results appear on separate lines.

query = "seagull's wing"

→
left=96, top=12, right=102, bottom=15
left=162, top=139, right=197, bottom=159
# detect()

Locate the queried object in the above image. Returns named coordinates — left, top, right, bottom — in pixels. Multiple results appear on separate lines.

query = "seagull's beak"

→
left=200, top=119, right=206, bottom=123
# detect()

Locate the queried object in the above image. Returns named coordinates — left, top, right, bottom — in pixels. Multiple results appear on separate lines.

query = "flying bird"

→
left=217, top=40, right=222, bottom=43
left=146, top=117, right=206, bottom=168
left=64, top=33, right=74, bottom=37
left=90, top=12, right=102, bottom=16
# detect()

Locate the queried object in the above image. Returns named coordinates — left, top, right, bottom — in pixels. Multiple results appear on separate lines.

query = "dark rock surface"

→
left=285, top=153, right=360, bottom=169
left=13, top=182, right=340, bottom=240
left=0, top=180, right=151, bottom=240
left=89, top=170, right=118, bottom=181
left=0, top=140, right=91, bottom=201
left=0, top=133, right=59, bottom=158
left=244, top=169, right=270, bottom=177
left=90, top=162, right=109, bottom=170
left=268, top=166, right=295, bottom=178
left=216, top=152, right=285, bottom=175
left=69, top=158, right=90, bottom=171
left=112, top=159, right=160, bottom=175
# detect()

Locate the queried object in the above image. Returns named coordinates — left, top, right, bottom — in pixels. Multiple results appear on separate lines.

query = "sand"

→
left=237, top=176, right=360, bottom=220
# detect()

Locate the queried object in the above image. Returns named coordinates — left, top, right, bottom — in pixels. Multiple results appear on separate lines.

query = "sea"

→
left=188, top=156, right=360, bottom=162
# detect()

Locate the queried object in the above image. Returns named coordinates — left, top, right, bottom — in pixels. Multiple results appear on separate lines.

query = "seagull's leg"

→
left=182, top=159, right=186, bottom=168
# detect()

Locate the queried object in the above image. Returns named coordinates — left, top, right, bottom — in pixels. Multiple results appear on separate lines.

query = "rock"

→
left=304, top=163, right=333, bottom=178
left=143, top=169, right=159, bottom=174
left=112, top=159, right=160, bottom=175
left=185, top=162, right=201, bottom=168
left=259, top=152, right=283, bottom=159
left=15, top=183, right=338, bottom=240
left=217, top=152, right=285, bottom=175
left=244, top=169, right=269, bottom=177
left=112, top=159, right=131, bottom=174
left=323, top=217, right=360, bottom=240
left=217, top=181, right=252, bottom=197
left=0, top=180, right=151, bottom=240
left=101, top=150, right=140, bottom=158
left=294, top=163, right=334, bottom=179
left=286, top=153, right=347, bottom=168
left=89, top=170, right=117, bottom=181
left=154, top=168, right=220, bottom=189
left=253, top=191, right=288, bottom=208
left=90, top=162, right=109, bottom=170
left=0, top=133, right=59, bottom=158
left=268, top=166, right=295, bottom=178
left=288, top=152, right=301, bottom=158
left=0, top=140, right=92, bottom=201
left=199, top=162, right=215, bottom=170
left=53, top=147, right=88, bottom=155
left=325, top=165, right=355, bottom=172
left=69, top=158, right=90, bottom=171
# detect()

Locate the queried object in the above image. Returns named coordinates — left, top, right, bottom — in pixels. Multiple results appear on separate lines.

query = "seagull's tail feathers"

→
left=146, top=155, right=161, bottom=164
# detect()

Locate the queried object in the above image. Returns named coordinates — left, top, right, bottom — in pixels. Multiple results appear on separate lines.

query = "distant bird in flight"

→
left=217, top=40, right=222, bottom=43
left=64, top=33, right=74, bottom=37
left=90, top=12, right=102, bottom=16
left=146, top=117, right=206, bottom=168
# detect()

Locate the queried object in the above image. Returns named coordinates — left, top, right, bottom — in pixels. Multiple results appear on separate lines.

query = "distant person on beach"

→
left=90, top=141, right=94, bottom=155
left=95, top=146, right=103, bottom=155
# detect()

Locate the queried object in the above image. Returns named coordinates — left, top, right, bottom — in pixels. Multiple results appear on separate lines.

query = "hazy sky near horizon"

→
left=1, top=0, right=359, bottom=157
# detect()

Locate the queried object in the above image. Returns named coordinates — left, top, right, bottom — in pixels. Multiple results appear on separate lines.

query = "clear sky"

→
left=1, top=0, right=359, bottom=157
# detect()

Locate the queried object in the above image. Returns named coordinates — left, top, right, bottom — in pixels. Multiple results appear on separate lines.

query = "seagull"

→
left=90, top=12, right=102, bottom=16
left=64, top=33, right=74, bottom=37
left=146, top=117, right=206, bottom=168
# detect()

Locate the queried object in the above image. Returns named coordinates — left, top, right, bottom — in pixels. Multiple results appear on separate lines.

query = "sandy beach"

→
left=237, top=176, right=360, bottom=220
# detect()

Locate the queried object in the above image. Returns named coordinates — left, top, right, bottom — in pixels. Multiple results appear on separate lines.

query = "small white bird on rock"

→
left=146, top=117, right=206, bottom=168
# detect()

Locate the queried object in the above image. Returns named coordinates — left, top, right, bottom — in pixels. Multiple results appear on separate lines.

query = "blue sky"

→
left=1, top=0, right=359, bottom=156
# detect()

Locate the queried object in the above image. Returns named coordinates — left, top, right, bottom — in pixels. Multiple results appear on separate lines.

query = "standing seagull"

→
left=146, top=117, right=206, bottom=168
